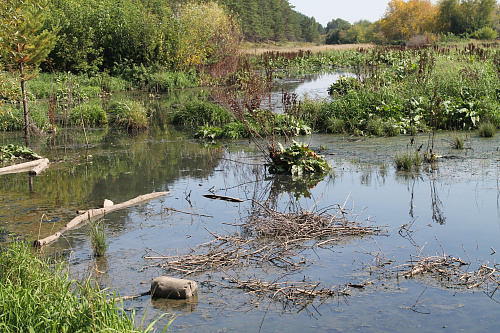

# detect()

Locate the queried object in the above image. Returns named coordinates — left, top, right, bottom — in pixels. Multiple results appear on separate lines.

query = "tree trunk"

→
left=20, top=62, right=30, bottom=147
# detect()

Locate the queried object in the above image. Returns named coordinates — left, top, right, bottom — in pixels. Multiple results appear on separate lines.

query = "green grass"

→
left=88, top=219, right=109, bottom=257
left=451, top=135, right=465, bottom=149
left=108, top=100, right=149, bottom=131
left=394, top=151, right=422, bottom=171
left=0, top=241, right=171, bottom=332
left=478, top=122, right=496, bottom=137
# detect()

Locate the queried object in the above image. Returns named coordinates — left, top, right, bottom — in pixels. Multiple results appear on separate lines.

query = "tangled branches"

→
left=143, top=199, right=384, bottom=307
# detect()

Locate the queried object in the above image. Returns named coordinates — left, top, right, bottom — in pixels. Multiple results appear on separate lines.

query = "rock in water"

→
left=151, top=276, right=198, bottom=299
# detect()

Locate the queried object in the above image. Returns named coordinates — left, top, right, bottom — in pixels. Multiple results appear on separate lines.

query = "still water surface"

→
left=1, top=72, right=500, bottom=332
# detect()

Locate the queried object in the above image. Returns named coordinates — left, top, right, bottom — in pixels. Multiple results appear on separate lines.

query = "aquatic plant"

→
left=68, top=102, right=108, bottom=127
left=327, top=76, right=360, bottom=96
left=324, top=116, right=345, bottom=133
left=268, top=141, right=331, bottom=176
left=0, top=144, right=41, bottom=162
left=170, top=100, right=232, bottom=127
left=394, top=151, right=422, bottom=171
left=449, top=135, right=465, bottom=149
left=108, top=100, right=148, bottom=131
left=88, top=219, right=108, bottom=257
left=478, top=122, right=496, bottom=137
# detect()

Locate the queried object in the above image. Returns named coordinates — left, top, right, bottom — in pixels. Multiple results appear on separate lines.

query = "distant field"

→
left=241, top=43, right=374, bottom=54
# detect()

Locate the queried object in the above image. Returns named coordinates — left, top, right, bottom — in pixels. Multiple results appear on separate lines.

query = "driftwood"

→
left=34, top=191, right=170, bottom=247
left=0, top=158, right=50, bottom=176
left=202, top=194, right=244, bottom=202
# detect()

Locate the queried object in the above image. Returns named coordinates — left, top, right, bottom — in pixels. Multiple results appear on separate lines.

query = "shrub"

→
left=0, top=104, right=23, bottom=131
left=473, top=27, right=497, bottom=40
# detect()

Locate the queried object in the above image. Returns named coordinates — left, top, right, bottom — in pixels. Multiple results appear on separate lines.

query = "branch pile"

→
left=226, top=274, right=349, bottom=309
left=245, top=200, right=383, bottom=245
left=144, top=230, right=308, bottom=276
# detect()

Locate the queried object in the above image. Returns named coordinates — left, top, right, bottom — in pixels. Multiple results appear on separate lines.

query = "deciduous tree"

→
left=0, top=0, right=58, bottom=146
left=381, top=0, right=438, bottom=41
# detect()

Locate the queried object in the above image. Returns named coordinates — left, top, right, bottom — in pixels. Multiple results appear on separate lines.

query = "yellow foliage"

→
left=381, top=0, right=438, bottom=41
left=173, top=1, right=241, bottom=71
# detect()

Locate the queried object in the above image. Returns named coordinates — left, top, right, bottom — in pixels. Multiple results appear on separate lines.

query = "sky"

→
left=288, top=0, right=438, bottom=26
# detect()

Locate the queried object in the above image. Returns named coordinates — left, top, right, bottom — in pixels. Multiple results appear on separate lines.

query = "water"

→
left=1, top=72, right=500, bottom=332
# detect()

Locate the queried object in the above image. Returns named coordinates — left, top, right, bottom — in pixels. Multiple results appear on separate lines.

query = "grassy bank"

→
left=0, top=241, right=167, bottom=332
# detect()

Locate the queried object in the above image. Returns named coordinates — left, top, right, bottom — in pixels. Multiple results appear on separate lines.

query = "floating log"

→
left=34, top=191, right=170, bottom=247
left=0, top=158, right=50, bottom=176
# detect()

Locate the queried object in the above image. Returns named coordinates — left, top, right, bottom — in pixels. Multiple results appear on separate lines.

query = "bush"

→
left=0, top=104, right=23, bottom=131
left=473, top=27, right=497, bottom=40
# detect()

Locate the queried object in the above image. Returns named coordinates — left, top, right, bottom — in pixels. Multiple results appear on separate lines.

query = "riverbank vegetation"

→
left=2, top=0, right=500, bottom=143
left=0, top=241, right=168, bottom=332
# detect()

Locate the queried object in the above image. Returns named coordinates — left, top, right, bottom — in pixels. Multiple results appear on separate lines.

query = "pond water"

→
left=1, top=72, right=500, bottom=332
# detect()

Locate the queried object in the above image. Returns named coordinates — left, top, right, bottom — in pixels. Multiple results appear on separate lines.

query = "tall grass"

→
left=478, top=122, right=496, bottom=137
left=394, top=151, right=422, bottom=171
left=88, top=219, right=109, bottom=257
left=0, top=241, right=170, bottom=332
left=108, top=100, right=149, bottom=131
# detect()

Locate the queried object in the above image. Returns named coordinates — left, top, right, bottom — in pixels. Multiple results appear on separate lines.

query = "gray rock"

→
left=151, top=276, right=198, bottom=299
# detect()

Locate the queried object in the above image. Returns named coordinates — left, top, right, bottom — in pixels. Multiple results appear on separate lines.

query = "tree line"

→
left=325, top=0, right=499, bottom=45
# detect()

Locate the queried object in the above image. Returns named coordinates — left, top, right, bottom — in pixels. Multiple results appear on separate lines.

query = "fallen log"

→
left=34, top=191, right=170, bottom=247
left=0, top=158, right=50, bottom=176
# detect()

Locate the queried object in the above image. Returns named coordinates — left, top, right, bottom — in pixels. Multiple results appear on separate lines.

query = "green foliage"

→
left=0, top=241, right=156, bottom=332
left=478, top=122, right=496, bottom=137
left=0, top=103, right=24, bottom=131
left=268, top=141, right=331, bottom=176
left=472, top=27, right=497, bottom=40
left=108, top=100, right=148, bottom=131
left=301, top=46, right=500, bottom=135
left=69, top=102, right=108, bottom=127
left=394, top=151, right=422, bottom=171
left=328, top=76, right=360, bottom=96
left=170, top=100, right=232, bottom=128
left=0, top=144, right=41, bottom=162
left=324, top=117, right=345, bottom=133
left=195, top=125, right=223, bottom=140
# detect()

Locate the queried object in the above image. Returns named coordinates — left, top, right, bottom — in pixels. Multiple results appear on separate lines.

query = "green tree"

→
left=325, top=18, right=351, bottom=44
left=0, top=0, right=58, bottom=146
left=437, top=0, right=497, bottom=35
